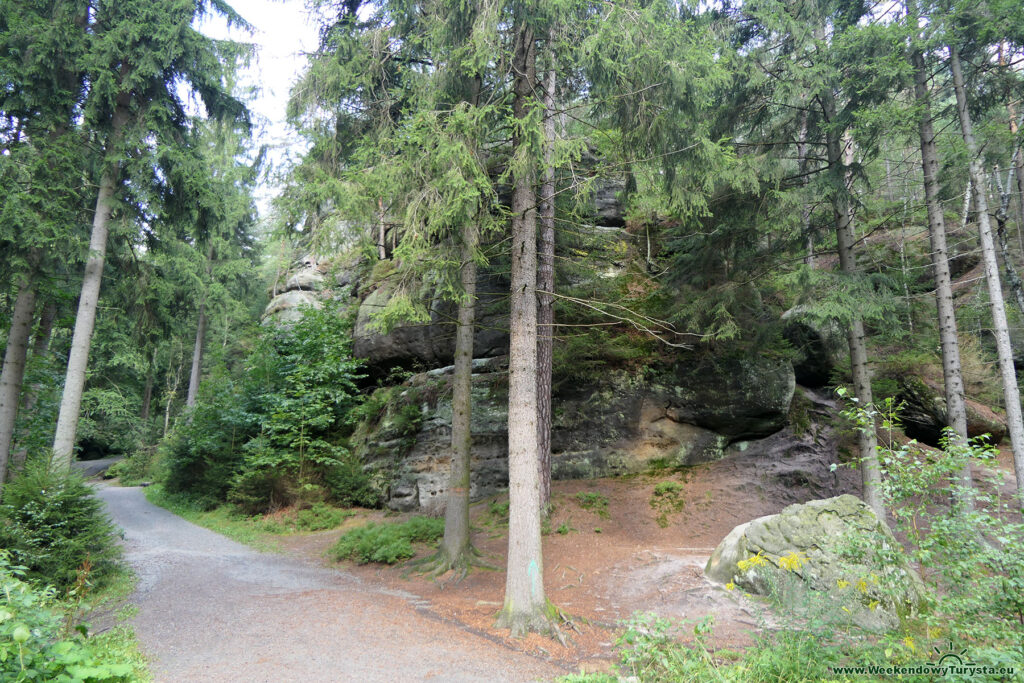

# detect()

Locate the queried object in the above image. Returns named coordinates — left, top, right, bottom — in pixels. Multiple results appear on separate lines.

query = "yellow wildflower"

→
left=855, top=579, right=868, bottom=594
left=903, top=636, right=915, bottom=653
left=836, top=579, right=850, bottom=589
left=725, top=582, right=735, bottom=591
left=737, top=551, right=769, bottom=571
left=777, top=551, right=806, bottom=571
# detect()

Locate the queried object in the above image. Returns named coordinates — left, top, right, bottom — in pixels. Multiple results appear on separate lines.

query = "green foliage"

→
left=0, top=462, right=121, bottom=590
left=574, top=492, right=610, bottom=519
left=157, top=300, right=369, bottom=513
left=260, top=504, right=354, bottom=534
left=650, top=481, right=685, bottom=528
left=330, top=517, right=445, bottom=565
left=0, top=553, right=144, bottom=682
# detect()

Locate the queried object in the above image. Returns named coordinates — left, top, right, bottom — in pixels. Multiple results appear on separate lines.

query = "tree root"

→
left=405, top=546, right=495, bottom=585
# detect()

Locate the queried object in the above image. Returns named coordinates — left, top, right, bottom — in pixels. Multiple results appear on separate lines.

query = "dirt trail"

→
left=98, top=486, right=564, bottom=683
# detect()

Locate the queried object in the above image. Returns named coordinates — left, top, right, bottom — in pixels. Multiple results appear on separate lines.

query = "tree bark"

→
left=993, top=168, right=1024, bottom=316
left=950, top=44, right=1024, bottom=505
left=8, top=299, right=58, bottom=476
left=536, top=37, right=556, bottom=511
left=797, top=107, right=815, bottom=267
left=50, top=161, right=119, bottom=472
left=823, top=95, right=883, bottom=516
left=141, top=350, right=155, bottom=422
left=910, top=44, right=971, bottom=459
left=497, top=22, right=551, bottom=637
left=441, top=226, right=478, bottom=569
left=0, top=265, right=39, bottom=489
left=186, top=242, right=215, bottom=410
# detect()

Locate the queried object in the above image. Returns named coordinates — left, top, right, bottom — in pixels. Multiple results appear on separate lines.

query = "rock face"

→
left=262, top=289, right=322, bottom=324
left=357, top=356, right=796, bottom=513
left=706, top=495, right=923, bottom=631
left=781, top=307, right=846, bottom=388
left=668, top=355, right=795, bottom=439
left=352, top=276, right=509, bottom=369
left=896, top=376, right=1006, bottom=446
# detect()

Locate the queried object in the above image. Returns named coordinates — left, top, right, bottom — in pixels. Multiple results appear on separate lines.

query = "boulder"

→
left=706, top=495, right=923, bottom=631
left=592, top=177, right=626, bottom=227
left=781, top=307, right=846, bottom=388
left=352, top=277, right=508, bottom=370
left=285, top=268, right=324, bottom=292
left=667, top=355, right=795, bottom=439
left=896, top=375, right=1005, bottom=446
left=262, top=290, right=321, bottom=324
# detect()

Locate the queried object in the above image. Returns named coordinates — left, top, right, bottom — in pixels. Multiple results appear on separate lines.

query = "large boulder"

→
left=706, top=495, right=923, bottom=631
left=352, top=277, right=508, bottom=370
left=667, top=355, right=795, bottom=439
left=262, top=289, right=321, bottom=324
left=896, top=376, right=1006, bottom=446
left=285, top=268, right=324, bottom=292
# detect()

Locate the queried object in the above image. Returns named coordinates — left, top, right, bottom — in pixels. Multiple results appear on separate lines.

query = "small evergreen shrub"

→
left=330, top=517, right=444, bottom=564
left=0, top=462, right=122, bottom=590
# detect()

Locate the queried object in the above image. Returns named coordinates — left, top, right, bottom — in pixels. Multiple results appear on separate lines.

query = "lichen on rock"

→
left=706, top=495, right=923, bottom=631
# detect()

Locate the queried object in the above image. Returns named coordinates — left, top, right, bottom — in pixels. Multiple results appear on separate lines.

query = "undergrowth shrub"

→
left=330, top=517, right=444, bottom=564
left=0, top=552, right=139, bottom=682
left=0, top=461, right=121, bottom=590
left=156, top=300, right=369, bottom=513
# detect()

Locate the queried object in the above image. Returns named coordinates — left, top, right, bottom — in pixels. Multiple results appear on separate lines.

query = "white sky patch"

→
left=197, top=0, right=323, bottom=216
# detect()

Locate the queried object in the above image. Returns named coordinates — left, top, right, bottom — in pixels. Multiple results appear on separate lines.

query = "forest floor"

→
left=279, top=441, right=1021, bottom=677
left=97, top=485, right=564, bottom=682
left=99, top=439, right=1020, bottom=680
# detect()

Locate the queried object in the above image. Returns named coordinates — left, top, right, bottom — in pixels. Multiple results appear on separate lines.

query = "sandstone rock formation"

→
left=706, top=495, right=923, bottom=631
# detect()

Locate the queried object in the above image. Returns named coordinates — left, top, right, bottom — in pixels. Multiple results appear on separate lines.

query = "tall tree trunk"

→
left=377, top=198, right=387, bottom=260
left=51, top=97, right=130, bottom=472
left=797, top=107, right=815, bottom=267
left=8, top=299, right=57, bottom=476
left=497, top=23, right=551, bottom=637
left=163, top=347, right=184, bottom=438
left=536, top=37, right=557, bottom=511
left=0, top=264, right=39, bottom=489
left=185, top=301, right=207, bottom=410
left=186, top=242, right=214, bottom=410
left=909, top=44, right=971, bottom=465
left=823, top=97, right=883, bottom=516
left=50, top=165, right=117, bottom=471
left=950, top=45, right=1024, bottom=505
left=441, top=226, right=478, bottom=571
left=141, top=350, right=155, bottom=422
left=993, top=168, right=1024, bottom=316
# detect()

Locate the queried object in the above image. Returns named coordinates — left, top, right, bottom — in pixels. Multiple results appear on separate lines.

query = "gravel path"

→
left=98, top=486, right=564, bottom=683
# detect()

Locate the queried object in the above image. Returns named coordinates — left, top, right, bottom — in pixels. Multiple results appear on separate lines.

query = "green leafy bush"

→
left=0, top=552, right=140, bottom=682
left=0, top=462, right=122, bottom=590
left=158, top=300, right=368, bottom=513
left=330, top=517, right=444, bottom=564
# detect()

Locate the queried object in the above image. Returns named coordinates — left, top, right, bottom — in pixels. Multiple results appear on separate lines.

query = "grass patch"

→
left=145, top=486, right=355, bottom=552
left=329, top=517, right=444, bottom=565
left=574, top=492, right=610, bottom=519
left=650, top=481, right=685, bottom=528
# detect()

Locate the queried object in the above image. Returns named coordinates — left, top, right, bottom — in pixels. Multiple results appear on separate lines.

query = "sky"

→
left=197, top=0, right=324, bottom=216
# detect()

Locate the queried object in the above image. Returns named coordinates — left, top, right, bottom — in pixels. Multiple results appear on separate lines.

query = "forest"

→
left=2, top=0, right=1024, bottom=680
